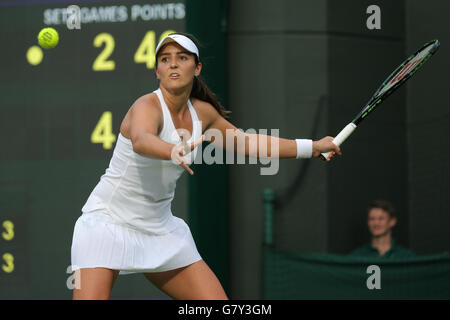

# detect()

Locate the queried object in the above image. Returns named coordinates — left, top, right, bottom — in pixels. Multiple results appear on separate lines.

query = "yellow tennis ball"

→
left=38, top=27, right=59, bottom=49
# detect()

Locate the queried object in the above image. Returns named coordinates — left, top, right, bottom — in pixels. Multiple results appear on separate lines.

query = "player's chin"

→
left=163, top=79, right=191, bottom=91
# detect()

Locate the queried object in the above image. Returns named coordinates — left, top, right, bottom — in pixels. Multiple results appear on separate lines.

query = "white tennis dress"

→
left=71, top=89, right=202, bottom=274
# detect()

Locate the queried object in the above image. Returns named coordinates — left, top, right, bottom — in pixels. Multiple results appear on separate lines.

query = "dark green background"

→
left=0, top=0, right=228, bottom=299
left=2, top=0, right=450, bottom=300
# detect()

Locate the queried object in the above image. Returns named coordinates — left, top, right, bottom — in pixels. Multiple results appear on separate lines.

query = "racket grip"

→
left=321, top=123, right=357, bottom=160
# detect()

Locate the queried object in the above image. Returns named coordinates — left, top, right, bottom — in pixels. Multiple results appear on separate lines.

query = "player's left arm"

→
left=196, top=100, right=340, bottom=160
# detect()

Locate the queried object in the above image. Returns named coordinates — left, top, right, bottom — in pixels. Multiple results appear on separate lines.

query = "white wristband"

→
left=295, top=139, right=313, bottom=159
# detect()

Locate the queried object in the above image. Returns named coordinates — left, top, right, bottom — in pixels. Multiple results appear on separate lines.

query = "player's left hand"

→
left=312, top=136, right=342, bottom=161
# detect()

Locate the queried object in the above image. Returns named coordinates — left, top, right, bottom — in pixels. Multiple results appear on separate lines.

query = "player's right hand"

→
left=171, top=135, right=205, bottom=175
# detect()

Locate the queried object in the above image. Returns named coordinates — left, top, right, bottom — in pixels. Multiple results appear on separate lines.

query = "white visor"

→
left=155, top=34, right=199, bottom=59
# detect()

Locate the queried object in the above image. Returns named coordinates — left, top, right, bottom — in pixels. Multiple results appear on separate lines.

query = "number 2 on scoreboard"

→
left=92, top=30, right=176, bottom=71
left=91, top=111, right=116, bottom=150
left=92, top=33, right=116, bottom=71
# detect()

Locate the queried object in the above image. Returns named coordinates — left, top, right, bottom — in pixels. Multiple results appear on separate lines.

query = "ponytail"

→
left=191, top=76, right=231, bottom=119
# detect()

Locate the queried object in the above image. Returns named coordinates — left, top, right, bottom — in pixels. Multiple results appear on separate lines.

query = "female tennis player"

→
left=70, top=32, right=341, bottom=300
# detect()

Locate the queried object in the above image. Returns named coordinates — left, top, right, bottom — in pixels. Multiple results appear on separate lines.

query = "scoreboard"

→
left=0, top=0, right=187, bottom=299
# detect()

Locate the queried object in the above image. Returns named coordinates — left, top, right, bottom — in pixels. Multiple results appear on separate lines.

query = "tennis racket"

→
left=322, top=39, right=440, bottom=161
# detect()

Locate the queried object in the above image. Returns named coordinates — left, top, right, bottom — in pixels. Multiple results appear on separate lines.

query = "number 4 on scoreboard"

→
left=91, top=111, right=116, bottom=150
left=134, top=30, right=176, bottom=69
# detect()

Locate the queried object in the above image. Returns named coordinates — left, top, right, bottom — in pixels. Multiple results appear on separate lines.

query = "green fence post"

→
left=263, top=188, right=275, bottom=246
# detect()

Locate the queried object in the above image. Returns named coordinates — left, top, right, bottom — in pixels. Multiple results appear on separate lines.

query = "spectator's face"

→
left=367, top=208, right=397, bottom=237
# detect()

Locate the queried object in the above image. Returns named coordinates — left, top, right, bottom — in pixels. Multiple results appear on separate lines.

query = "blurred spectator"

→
left=349, top=200, right=415, bottom=258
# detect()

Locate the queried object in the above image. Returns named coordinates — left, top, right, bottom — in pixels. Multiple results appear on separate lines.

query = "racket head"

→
left=353, top=39, right=440, bottom=125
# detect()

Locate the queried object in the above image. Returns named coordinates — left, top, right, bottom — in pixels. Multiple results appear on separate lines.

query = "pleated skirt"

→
left=70, top=210, right=202, bottom=275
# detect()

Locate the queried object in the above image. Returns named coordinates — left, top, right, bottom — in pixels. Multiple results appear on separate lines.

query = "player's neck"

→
left=160, top=85, right=191, bottom=114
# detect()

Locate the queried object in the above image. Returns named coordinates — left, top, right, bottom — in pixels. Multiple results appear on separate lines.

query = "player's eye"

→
left=180, top=55, right=188, bottom=61
left=161, top=57, right=168, bottom=63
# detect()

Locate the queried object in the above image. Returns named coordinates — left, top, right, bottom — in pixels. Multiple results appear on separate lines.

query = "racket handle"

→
left=321, top=123, right=357, bottom=160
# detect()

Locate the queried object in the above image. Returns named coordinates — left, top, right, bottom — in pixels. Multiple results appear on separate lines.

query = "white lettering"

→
left=43, top=3, right=184, bottom=25
left=175, top=3, right=185, bottom=19
left=117, top=5, right=128, bottom=22
left=366, top=265, right=381, bottom=289
left=98, top=6, right=115, bottom=22
left=167, top=123, right=282, bottom=176
left=202, top=128, right=223, bottom=165
left=66, top=5, right=81, bottom=30
left=43, top=9, right=54, bottom=25
left=260, top=129, right=279, bottom=176
left=178, top=305, right=212, bottom=317
left=66, top=265, right=81, bottom=290
left=366, top=5, right=381, bottom=30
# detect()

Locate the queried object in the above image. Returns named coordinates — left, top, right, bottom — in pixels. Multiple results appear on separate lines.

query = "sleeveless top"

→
left=81, top=89, right=202, bottom=234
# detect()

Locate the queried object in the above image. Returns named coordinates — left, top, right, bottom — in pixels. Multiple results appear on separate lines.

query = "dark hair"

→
left=155, top=32, right=231, bottom=119
left=367, top=200, right=396, bottom=218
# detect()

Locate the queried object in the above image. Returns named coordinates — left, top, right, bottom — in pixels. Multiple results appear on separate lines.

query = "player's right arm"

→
left=129, top=94, right=174, bottom=160
left=129, top=94, right=204, bottom=174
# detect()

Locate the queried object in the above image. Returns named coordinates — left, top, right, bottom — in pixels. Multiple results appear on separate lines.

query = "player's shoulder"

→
left=133, top=92, right=159, bottom=107
left=190, top=97, right=220, bottom=118
left=190, top=97, right=214, bottom=110
left=131, top=92, right=162, bottom=115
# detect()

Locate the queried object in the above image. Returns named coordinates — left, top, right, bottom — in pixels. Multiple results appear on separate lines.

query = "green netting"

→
left=263, top=247, right=450, bottom=299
